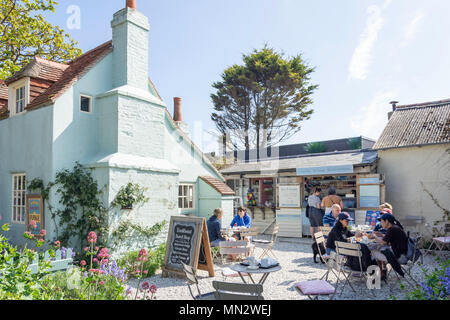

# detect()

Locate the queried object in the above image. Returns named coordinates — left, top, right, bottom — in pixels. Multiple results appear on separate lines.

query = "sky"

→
left=44, top=0, right=450, bottom=152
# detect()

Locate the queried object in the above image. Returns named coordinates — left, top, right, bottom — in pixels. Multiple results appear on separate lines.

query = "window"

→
left=11, top=173, right=26, bottom=224
left=178, top=184, right=195, bottom=209
left=15, top=86, right=25, bottom=114
left=80, top=95, right=92, bottom=113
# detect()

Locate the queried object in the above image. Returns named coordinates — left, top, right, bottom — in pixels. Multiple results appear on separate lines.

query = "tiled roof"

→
left=26, top=41, right=113, bottom=110
left=5, top=57, right=68, bottom=85
left=373, top=100, right=450, bottom=150
left=199, top=176, right=235, bottom=195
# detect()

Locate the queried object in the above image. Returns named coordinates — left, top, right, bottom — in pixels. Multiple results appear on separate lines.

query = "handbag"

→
left=305, top=204, right=310, bottom=218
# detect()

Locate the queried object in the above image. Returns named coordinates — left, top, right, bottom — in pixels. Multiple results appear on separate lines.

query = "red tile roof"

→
left=5, top=57, right=68, bottom=85
left=200, top=176, right=235, bottom=195
left=27, top=41, right=113, bottom=110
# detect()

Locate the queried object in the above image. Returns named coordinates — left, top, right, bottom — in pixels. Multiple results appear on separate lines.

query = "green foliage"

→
left=211, top=45, right=317, bottom=151
left=348, top=138, right=362, bottom=150
left=111, top=182, right=149, bottom=209
left=51, top=162, right=108, bottom=252
left=401, top=257, right=450, bottom=300
left=0, top=0, right=82, bottom=79
left=111, top=220, right=167, bottom=248
left=117, top=243, right=166, bottom=279
left=306, top=142, right=326, bottom=154
left=0, top=223, right=53, bottom=300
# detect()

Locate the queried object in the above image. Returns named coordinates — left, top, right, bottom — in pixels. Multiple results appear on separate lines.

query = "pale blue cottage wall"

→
left=0, top=105, right=54, bottom=245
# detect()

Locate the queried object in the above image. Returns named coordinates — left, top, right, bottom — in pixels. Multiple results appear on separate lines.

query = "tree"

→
left=211, top=46, right=318, bottom=160
left=0, top=0, right=82, bottom=79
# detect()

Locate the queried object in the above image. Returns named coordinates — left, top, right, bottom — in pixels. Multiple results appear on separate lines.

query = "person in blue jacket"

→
left=230, top=206, right=252, bottom=240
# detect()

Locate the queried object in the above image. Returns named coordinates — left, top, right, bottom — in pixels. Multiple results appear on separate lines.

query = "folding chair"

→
left=424, top=222, right=450, bottom=256
left=181, top=262, right=215, bottom=300
left=387, top=236, right=423, bottom=288
left=319, top=226, right=332, bottom=237
left=252, top=224, right=279, bottom=259
left=240, top=227, right=259, bottom=256
left=333, top=241, right=377, bottom=299
left=212, top=281, right=264, bottom=300
left=294, top=280, right=336, bottom=300
left=314, top=231, right=340, bottom=281
left=219, top=240, right=253, bottom=280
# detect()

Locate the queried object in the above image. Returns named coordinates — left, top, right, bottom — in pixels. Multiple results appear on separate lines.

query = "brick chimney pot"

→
left=174, top=97, right=182, bottom=122
left=126, top=0, right=137, bottom=9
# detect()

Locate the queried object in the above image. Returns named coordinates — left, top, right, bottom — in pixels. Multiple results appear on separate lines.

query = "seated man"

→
left=369, top=213, right=408, bottom=280
left=323, top=204, right=341, bottom=228
left=207, top=208, right=228, bottom=247
left=230, top=206, right=252, bottom=241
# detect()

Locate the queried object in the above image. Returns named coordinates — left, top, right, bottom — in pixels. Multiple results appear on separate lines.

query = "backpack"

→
left=305, top=204, right=310, bottom=218
left=406, top=235, right=422, bottom=263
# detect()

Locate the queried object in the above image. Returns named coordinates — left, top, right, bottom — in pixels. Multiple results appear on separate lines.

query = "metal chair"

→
left=181, top=262, right=215, bottom=300
left=240, top=227, right=259, bottom=256
left=212, top=281, right=264, bottom=300
left=314, top=232, right=340, bottom=281
left=319, top=226, right=332, bottom=237
left=252, top=224, right=279, bottom=259
left=333, top=241, right=377, bottom=299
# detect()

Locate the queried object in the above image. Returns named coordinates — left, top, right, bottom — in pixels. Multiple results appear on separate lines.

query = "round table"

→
left=229, top=264, right=282, bottom=285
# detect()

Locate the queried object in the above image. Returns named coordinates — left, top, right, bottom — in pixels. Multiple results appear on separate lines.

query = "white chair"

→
left=252, top=224, right=279, bottom=259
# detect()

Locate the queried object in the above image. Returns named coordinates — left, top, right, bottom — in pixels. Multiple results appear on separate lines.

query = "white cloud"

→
left=348, top=2, right=392, bottom=80
left=400, top=10, right=425, bottom=47
left=350, top=90, right=398, bottom=139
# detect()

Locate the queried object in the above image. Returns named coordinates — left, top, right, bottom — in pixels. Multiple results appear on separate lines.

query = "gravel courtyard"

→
left=127, top=237, right=441, bottom=300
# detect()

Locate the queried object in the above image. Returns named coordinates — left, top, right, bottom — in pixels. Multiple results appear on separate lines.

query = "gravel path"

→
left=127, top=237, right=441, bottom=300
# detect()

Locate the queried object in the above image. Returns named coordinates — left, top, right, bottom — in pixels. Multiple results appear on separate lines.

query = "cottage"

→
left=0, top=0, right=234, bottom=251
left=373, top=99, right=450, bottom=230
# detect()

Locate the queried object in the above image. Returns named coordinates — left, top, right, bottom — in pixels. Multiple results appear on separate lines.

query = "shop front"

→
left=222, top=150, right=383, bottom=237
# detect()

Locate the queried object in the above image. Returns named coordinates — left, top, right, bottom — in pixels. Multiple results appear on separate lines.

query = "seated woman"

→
left=368, top=213, right=408, bottom=280
left=230, top=206, right=252, bottom=241
left=326, top=213, right=362, bottom=255
left=207, top=208, right=228, bottom=247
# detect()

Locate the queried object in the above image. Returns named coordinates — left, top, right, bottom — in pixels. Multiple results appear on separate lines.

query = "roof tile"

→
left=200, top=176, right=235, bottom=195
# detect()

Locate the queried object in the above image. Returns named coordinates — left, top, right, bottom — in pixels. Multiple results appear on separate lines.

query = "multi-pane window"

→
left=178, top=184, right=194, bottom=209
left=80, top=95, right=92, bottom=113
left=15, top=86, right=25, bottom=114
left=11, top=173, right=26, bottom=224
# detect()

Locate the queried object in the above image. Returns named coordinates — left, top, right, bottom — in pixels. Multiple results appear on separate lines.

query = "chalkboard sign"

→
left=163, top=216, right=214, bottom=277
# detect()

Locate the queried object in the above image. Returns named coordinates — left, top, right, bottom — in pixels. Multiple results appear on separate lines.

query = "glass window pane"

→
left=183, top=186, right=187, bottom=197
left=183, top=197, right=188, bottom=208
left=21, top=207, right=25, bottom=222
left=80, top=96, right=91, bottom=112
left=22, top=176, right=26, bottom=190
left=179, top=186, right=182, bottom=196
left=13, top=176, right=17, bottom=190
left=189, top=201, right=193, bottom=208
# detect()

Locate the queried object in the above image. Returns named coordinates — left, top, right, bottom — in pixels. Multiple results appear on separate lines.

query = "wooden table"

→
left=229, top=264, right=282, bottom=285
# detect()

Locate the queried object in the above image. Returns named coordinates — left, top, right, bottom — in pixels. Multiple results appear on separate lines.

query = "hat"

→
left=378, top=213, right=395, bottom=222
left=337, top=212, right=353, bottom=221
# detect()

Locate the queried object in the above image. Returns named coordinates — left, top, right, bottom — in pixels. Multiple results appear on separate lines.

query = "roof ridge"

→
left=68, top=40, right=113, bottom=65
left=396, top=98, right=450, bottom=109
left=34, top=57, right=69, bottom=70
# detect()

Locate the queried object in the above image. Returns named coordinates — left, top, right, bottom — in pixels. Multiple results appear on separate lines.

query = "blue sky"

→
left=45, top=0, right=450, bottom=152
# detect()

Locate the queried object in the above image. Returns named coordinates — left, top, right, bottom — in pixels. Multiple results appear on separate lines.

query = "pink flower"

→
left=143, top=270, right=148, bottom=275
left=100, top=259, right=109, bottom=266
left=40, top=229, right=46, bottom=237
left=93, top=258, right=99, bottom=263
left=150, top=284, right=157, bottom=294
left=83, top=247, right=89, bottom=252
left=80, top=260, right=87, bottom=267
left=99, top=280, right=105, bottom=286
left=95, top=246, right=99, bottom=251
left=54, top=240, right=61, bottom=248
left=142, top=281, right=150, bottom=290
left=135, top=269, right=141, bottom=274
left=87, top=231, right=97, bottom=243
left=29, top=220, right=37, bottom=229
left=138, top=248, right=148, bottom=261
left=97, top=248, right=110, bottom=259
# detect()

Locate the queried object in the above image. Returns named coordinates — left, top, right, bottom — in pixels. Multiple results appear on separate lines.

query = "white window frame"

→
left=178, top=183, right=195, bottom=210
left=80, top=94, right=92, bottom=113
left=8, top=78, right=30, bottom=117
left=11, top=173, right=27, bottom=224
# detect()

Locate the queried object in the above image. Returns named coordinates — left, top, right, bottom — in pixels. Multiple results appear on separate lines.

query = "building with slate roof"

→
left=374, top=99, right=450, bottom=229
left=0, top=1, right=234, bottom=252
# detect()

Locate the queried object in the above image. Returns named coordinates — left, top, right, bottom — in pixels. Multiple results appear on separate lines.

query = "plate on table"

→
left=259, top=263, right=279, bottom=269
left=247, top=265, right=260, bottom=270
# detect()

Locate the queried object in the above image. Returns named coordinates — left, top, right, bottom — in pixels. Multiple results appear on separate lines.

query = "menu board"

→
left=27, top=195, right=44, bottom=236
left=163, top=216, right=214, bottom=277
left=278, top=184, right=300, bottom=208
left=359, top=185, right=380, bottom=208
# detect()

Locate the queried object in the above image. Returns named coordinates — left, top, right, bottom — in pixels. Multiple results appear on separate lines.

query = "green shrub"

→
left=117, top=243, right=166, bottom=278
